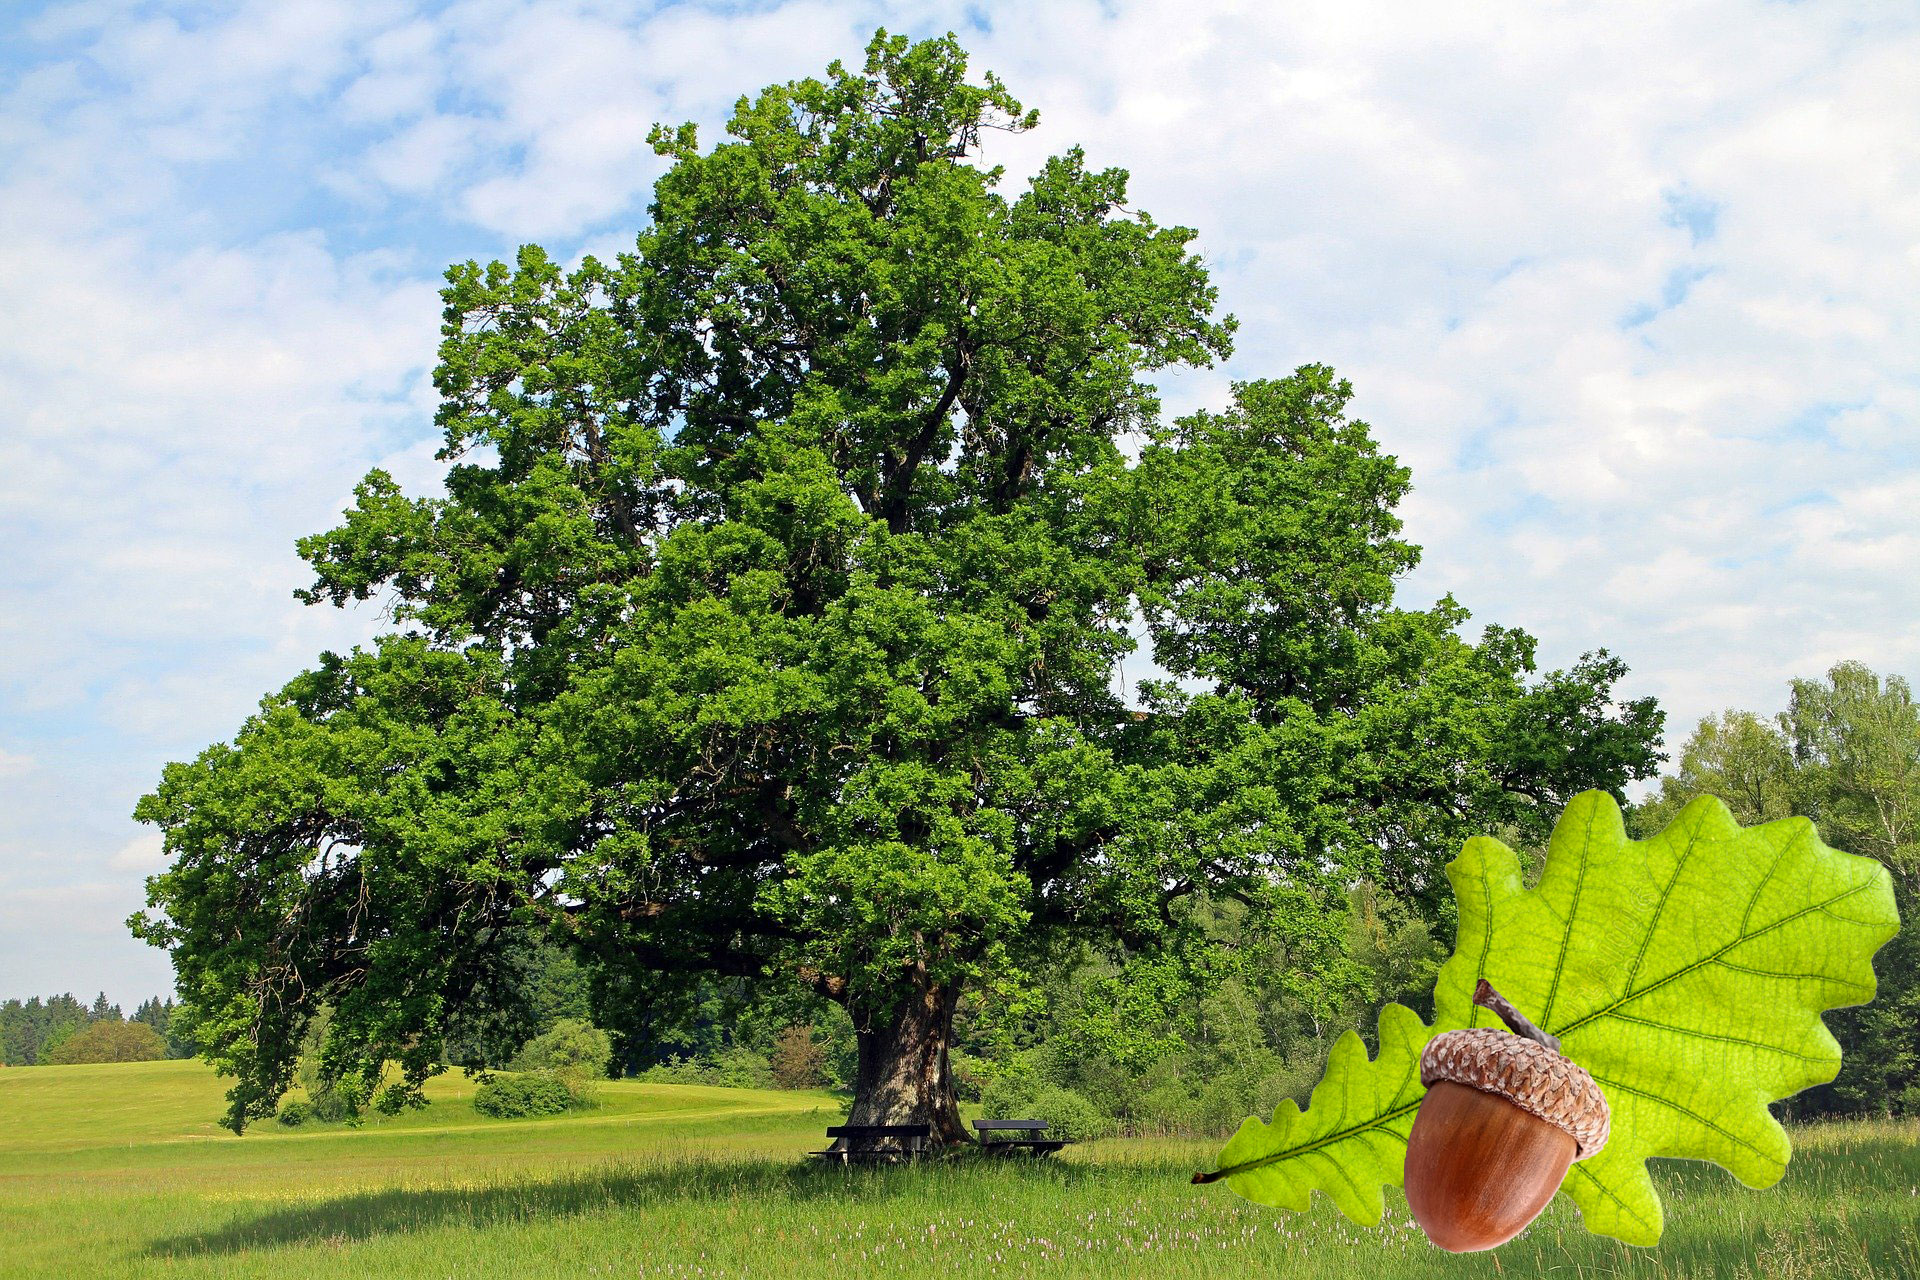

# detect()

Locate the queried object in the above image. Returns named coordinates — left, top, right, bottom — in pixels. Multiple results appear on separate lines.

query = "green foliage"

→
left=1772, top=663, right=1920, bottom=1118
left=958, top=886, right=1434, bottom=1139
left=1023, top=1085, right=1107, bottom=1142
left=0, top=994, right=192, bottom=1067
left=1782, top=663, right=1919, bottom=867
left=589, top=971, right=850, bottom=1084
left=1343, top=882, right=1444, bottom=1019
left=1631, top=710, right=1796, bottom=835
left=286, top=1006, right=365, bottom=1124
left=816, top=1005, right=859, bottom=1092
left=130, top=28, right=1663, bottom=1134
left=443, top=933, right=594, bottom=1069
left=472, top=1073, right=578, bottom=1119
left=947, top=1048, right=987, bottom=1103
left=977, top=1056, right=1041, bottom=1121
left=274, top=1099, right=312, bottom=1126
left=511, top=1019, right=613, bottom=1079
left=130, top=996, right=195, bottom=1059
left=44, top=1020, right=168, bottom=1064
left=636, top=1046, right=776, bottom=1090
left=0, top=997, right=80, bottom=1066
left=1206, top=791, right=1899, bottom=1246
left=768, top=1025, right=828, bottom=1090
left=37, top=1003, right=89, bottom=1060
left=308, top=1077, right=366, bottom=1125
left=0, top=993, right=94, bottom=1065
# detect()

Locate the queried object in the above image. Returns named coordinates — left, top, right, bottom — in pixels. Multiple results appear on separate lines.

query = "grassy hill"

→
left=2, top=1058, right=1916, bottom=1278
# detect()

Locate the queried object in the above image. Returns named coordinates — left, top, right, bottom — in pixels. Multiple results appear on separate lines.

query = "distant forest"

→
left=0, top=993, right=191, bottom=1065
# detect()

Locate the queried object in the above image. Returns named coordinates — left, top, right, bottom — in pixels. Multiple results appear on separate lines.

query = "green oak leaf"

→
left=1200, top=1002, right=1431, bottom=1223
left=1200, top=790, right=1899, bottom=1246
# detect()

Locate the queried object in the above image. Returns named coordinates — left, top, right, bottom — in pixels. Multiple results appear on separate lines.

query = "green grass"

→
left=2, top=1060, right=1916, bottom=1278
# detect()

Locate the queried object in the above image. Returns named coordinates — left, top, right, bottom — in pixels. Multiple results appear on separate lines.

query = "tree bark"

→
left=839, top=976, right=970, bottom=1148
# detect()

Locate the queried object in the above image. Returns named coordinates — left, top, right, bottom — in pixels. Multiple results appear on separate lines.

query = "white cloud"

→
left=107, top=831, right=167, bottom=874
left=361, top=112, right=488, bottom=197
left=0, top=749, right=34, bottom=777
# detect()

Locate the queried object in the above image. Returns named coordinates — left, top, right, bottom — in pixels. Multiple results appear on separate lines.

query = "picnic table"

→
left=973, top=1118, right=1069, bottom=1156
left=809, top=1123, right=931, bottom=1164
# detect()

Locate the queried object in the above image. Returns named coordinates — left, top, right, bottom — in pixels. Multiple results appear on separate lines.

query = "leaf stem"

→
left=1474, top=979, right=1560, bottom=1053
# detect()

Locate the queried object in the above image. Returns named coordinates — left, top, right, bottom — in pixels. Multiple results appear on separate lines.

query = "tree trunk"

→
left=839, top=977, right=969, bottom=1148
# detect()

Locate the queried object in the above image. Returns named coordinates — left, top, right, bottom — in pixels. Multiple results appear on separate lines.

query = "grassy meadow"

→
left=1, top=1059, right=1916, bottom=1278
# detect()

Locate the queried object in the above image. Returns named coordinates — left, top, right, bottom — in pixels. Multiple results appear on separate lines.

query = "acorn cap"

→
left=1420, top=1028, right=1611, bottom=1160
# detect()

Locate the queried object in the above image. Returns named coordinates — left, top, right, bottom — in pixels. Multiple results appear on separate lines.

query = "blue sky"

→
left=2, top=0, right=1917, bottom=1008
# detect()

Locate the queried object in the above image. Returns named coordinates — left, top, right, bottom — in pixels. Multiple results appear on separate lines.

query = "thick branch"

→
left=543, top=898, right=771, bottom=981
left=798, top=965, right=849, bottom=1002
left=878, top=345, right=968, bottom=533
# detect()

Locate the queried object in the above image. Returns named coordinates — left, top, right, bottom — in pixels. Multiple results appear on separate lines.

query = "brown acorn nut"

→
left=1403, top=980, right=1610, bottom=1253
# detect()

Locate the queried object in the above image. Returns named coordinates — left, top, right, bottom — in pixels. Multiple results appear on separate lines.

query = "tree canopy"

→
left=44, top=1020, right=168, bottom=1065
left=132, top=30, right=1662, bottom=1136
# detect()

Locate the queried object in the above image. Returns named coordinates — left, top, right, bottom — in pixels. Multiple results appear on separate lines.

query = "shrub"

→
left=42, top=1021, right=166, bottom=1064
left=635, top=1055, right=705, bottom=1085
left=977, top=1056, right=1041, bottom=1120
left=275, top=1078, right=416, bottom=1127
left=948, top=1050, right=987, bottom=1104
left=473, top=1072, right=577, bottom=1119
left=636, top=1046, right=774, bottom=1089
left=308, top=1078, right=365, bottom=1124
left=769, top=1024, right=827, bottom=1090
left=709, top=1045, right=774, bottom=1088
left=510, top=1019, right=613, bottom=1078
left=1025, top=1085, right=1108, bottom=1143
left=979, top=1060, right=1114, bottom=1140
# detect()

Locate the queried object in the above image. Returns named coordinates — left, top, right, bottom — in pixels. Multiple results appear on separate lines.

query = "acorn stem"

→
left=1472, top=979, right=1560, bottom=1053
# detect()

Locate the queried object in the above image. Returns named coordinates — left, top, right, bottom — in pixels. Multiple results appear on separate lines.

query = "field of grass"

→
left=2, top=1059, right=1916, bottom=1278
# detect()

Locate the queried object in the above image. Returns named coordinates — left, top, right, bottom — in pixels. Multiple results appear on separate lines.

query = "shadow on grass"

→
left=150, top=1127, right=1920, bottom=1271
left=147, top=1151, right=1120, bottom=1257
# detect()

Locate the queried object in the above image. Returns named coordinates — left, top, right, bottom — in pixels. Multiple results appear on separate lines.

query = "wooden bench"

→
left=809, top=1123, right=931, bottom=1164
left=973, top=1118, right=1069, bottom=1156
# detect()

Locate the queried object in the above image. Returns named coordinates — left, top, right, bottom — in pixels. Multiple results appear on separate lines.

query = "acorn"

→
left=1403, top=979, right=1610, bottom=1252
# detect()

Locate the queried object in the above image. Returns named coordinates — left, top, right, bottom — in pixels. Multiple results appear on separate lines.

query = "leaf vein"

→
left=1566, top=1162, right=1657, bottom=1233
left=1209, top=1098, right=1423, bottom=1181
left=1624, top=819, right=1702, bottom=991
left=1602, top=1012, right=1835, bottom=1062
left=1740, top=822, right=1810, bottom=936
left=1555, top=878, right=1876, bottom=1039
left=1590, top=1074, right=1777, bottom=1164
left=1710, top=959, right=1874, bottom=990
left=1542, top=801, right=1600, bottom=1029
left=1470, top=856, right=1494, bottom=1029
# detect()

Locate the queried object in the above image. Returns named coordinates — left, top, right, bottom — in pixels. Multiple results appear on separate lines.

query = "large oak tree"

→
left=133, top=32, right=1662, bottom=1139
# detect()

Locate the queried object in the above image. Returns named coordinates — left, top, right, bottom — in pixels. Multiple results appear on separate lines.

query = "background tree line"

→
left=0, top=993, right=191, bottom=1065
